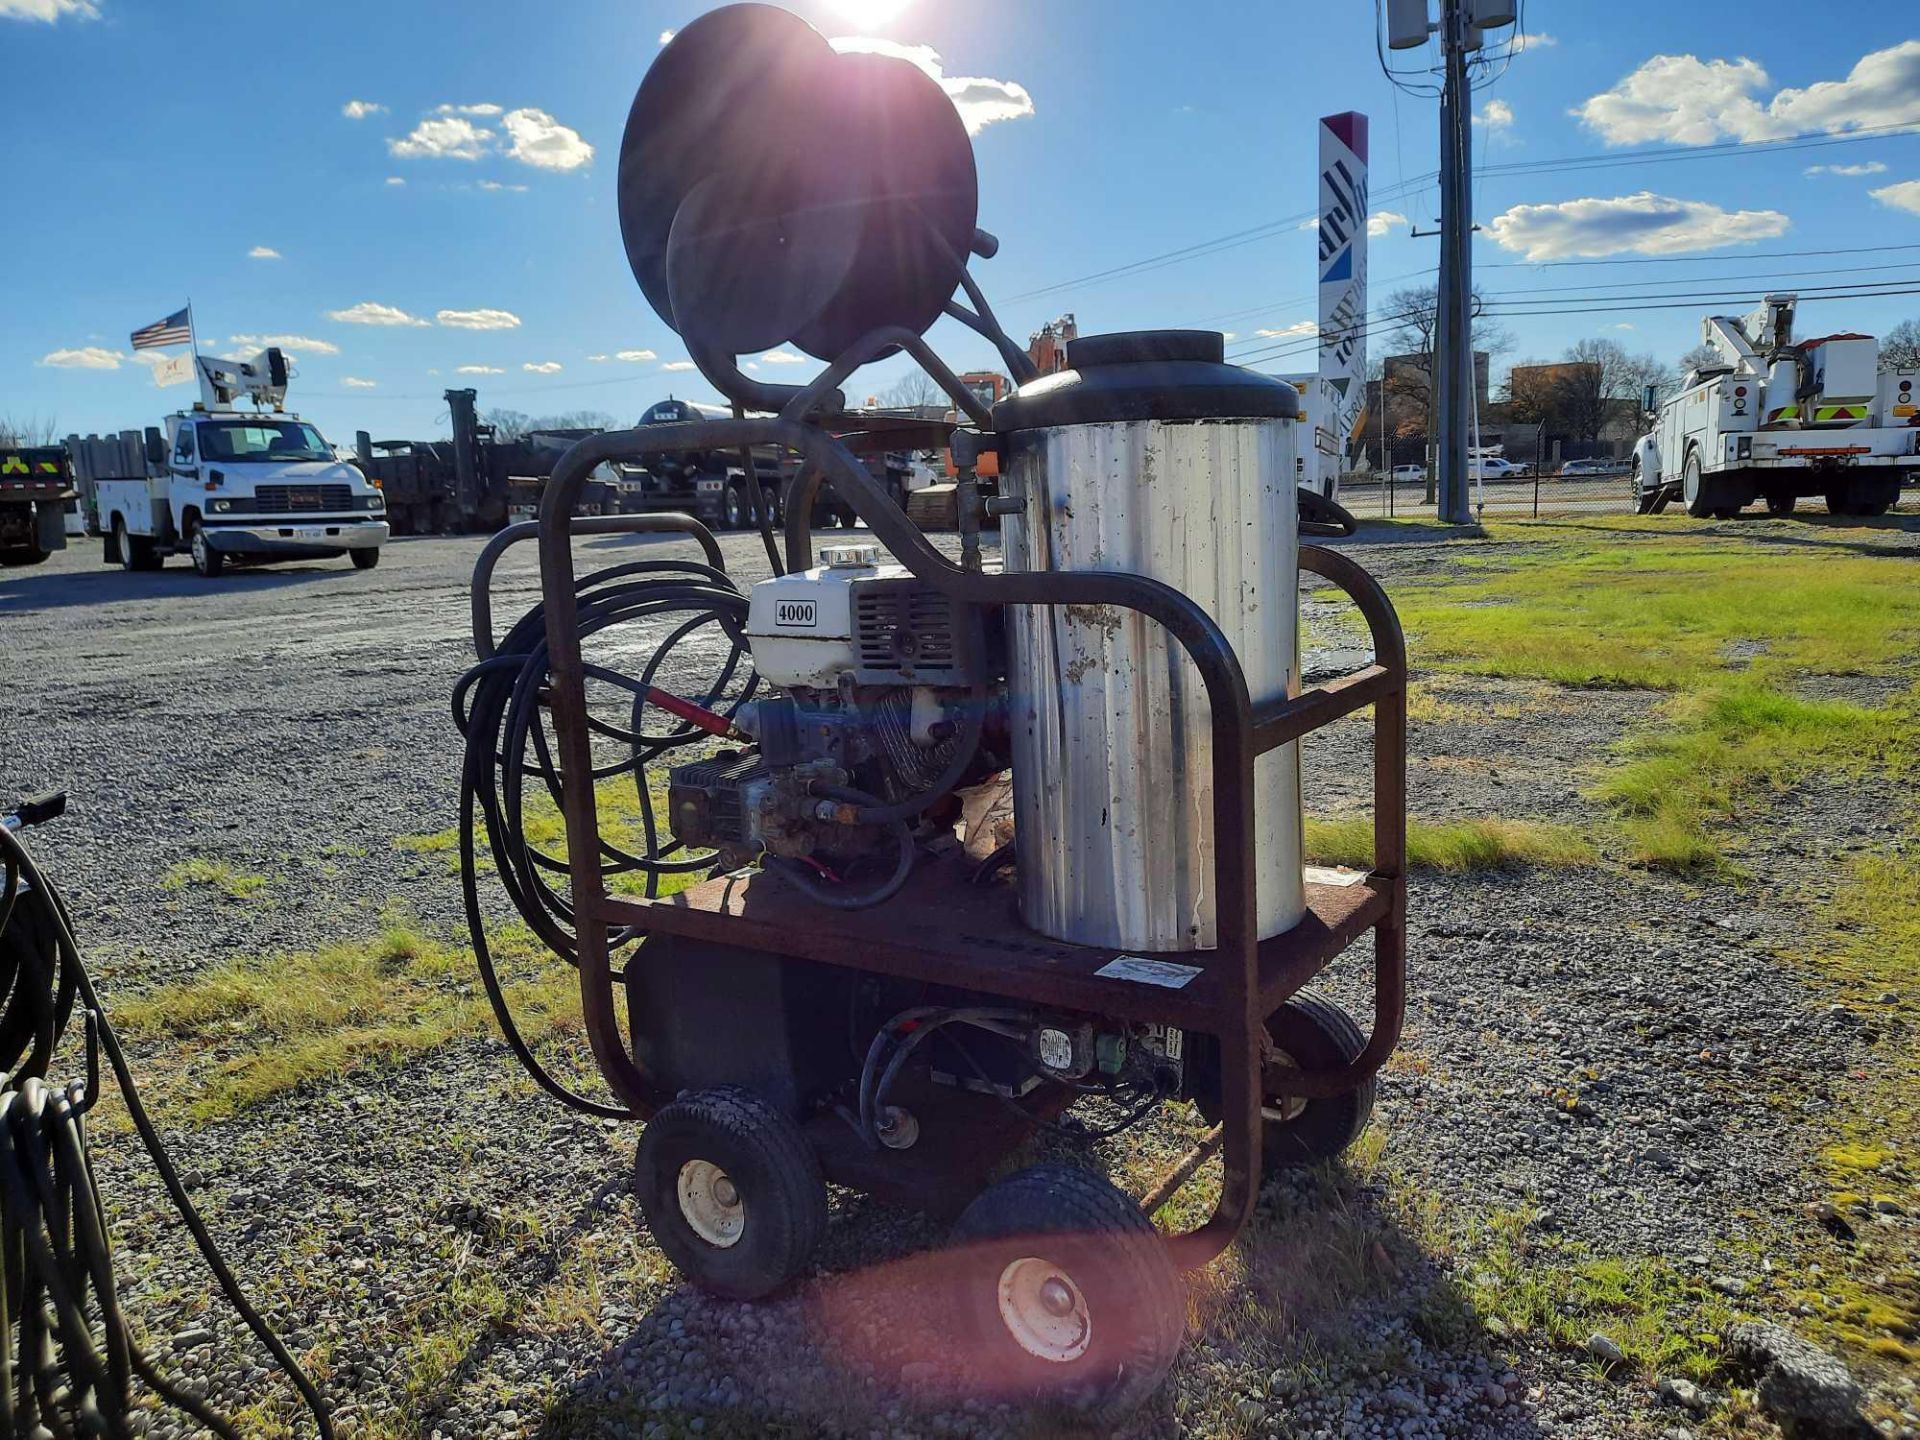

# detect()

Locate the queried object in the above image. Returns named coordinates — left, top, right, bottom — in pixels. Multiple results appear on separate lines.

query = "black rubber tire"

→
left=1764, top=492, right=1797, bottom=517
left=0, top=547, right=48, bottom=567
left=113, top=517, right=135, bottom=572
left=633, top=1086, right=826, bottom=1301
left=351, top=547, right=381, bottom=570
left=1631, top=465, right=1658, bottom=515
left=189, top=521, right=224, bottom=578
left=1262, top=991, right=1376, bottom=1168
left=1711, top=506, right=1740, bottom=519
left=1682, top=450, right=1714, bottom=518
left=949, top=1165, right=1184, bottom=1423
left=722, top=481, right=749, bottom=530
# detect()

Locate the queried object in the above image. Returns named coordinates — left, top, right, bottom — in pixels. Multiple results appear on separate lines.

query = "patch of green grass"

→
left=1397, top=526, right=1920, bottom=690
left=397, top=775, right=700, bottom=898
left=112, top=915, right=581, bottom=1121
left=1594, top=683, right=1892, bottom=872
left=1305, top=814, right=1597, bottom=871
left=158, top=857, right=267, bottom=900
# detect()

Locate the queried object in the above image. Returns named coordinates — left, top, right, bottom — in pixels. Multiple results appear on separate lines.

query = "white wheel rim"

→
left=997, top=1257, right=1091, bottom=1363
left=1262, top=1046, right=1310, bottom=1124
left=677, top=1159, right=745, bottom=1248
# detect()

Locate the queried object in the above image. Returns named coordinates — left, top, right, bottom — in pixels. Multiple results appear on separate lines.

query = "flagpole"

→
left=186, top=299, right=199, bottom=362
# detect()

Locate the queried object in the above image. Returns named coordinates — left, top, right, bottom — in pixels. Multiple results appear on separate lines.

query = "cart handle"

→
left=469, top=513, right=724, bottom=661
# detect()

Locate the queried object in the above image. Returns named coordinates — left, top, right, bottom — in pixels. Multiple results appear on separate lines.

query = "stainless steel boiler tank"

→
left=993, top=330, right=1304, bottom=952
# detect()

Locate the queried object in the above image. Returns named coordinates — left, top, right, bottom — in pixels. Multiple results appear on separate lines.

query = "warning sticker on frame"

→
left=1095, top=955, right=1204, bottom=989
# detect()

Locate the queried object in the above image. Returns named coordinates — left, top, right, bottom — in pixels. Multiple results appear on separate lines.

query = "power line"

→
left=1230, top=281, right=1920, bottom=369
left=1002, top=124, right=1918, bottom=310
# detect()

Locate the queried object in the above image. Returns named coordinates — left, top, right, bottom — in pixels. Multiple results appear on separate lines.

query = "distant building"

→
left=1384, top=350, right=1490, bottom=410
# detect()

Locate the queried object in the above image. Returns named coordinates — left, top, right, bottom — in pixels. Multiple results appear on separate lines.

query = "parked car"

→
left=1470, top=456, right=1521, bottom=482
left=1560, top=458, right=1628, bottom=478
left=1390, top=463, right=1426, bottom=484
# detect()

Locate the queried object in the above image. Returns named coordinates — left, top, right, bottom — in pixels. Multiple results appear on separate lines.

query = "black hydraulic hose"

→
left=0, top=818, right=333, bottom=1439
left=455, top=555, right=758, bottom=1115
left=855, top=1006, right=1033, bottom=1147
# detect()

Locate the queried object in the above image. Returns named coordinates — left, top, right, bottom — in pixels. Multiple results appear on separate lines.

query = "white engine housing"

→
left=745, top=547, right=892, bottom=689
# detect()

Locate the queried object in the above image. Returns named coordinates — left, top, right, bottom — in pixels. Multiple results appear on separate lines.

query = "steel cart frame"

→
left=526, top=412, right=1407, bottom=1270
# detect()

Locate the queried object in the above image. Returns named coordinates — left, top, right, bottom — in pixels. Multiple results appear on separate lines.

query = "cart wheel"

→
left=948, top=1165, right=1184, bottom=1422
left=633, top=1086, right=826, bottom=1300
left=1262, top=991, right=1375, bottom=1168
left=1186, top=989, right=1376, bottom=1172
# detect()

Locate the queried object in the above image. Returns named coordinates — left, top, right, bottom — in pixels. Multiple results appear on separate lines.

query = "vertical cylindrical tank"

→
left=993, top=331, right=1304, bottom=952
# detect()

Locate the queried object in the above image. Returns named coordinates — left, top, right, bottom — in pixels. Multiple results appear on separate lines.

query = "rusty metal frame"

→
left=532, top=417, right=1406, bottom=1269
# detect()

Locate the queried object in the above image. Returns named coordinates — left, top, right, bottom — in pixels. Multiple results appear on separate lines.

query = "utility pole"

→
left=1386, top=0, right=1515, bottom=525
left=1433, top=0, right=1474, bottom=525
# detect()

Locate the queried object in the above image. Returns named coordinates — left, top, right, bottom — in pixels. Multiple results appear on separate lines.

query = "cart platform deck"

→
left=601, top=855, right=1390, bottom=1034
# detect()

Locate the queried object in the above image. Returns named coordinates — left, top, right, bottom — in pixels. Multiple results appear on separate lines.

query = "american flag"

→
left=130, top=306, right=192, bottom=351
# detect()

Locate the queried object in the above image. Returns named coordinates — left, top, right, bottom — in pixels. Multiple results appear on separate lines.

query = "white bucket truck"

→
left=94, top=348, right=388, bottom=577
left=1632, top=294, right=1919, bottom=518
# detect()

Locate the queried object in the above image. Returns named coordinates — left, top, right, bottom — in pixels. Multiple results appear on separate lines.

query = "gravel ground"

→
left=2, top=521, right=1914, bottom=1440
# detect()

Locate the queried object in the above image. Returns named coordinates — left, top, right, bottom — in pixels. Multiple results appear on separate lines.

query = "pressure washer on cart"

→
left=458, top=4, right=1407, bottom=1419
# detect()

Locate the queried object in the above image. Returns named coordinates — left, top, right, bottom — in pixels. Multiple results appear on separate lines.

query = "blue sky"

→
left=5, top=0, right=1918, bottom=443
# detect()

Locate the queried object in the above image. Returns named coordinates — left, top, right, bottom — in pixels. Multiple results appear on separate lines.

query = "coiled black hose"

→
left=0, top=811, right=333, bottom=1439
left=454, top=556, right=759, bottom=1117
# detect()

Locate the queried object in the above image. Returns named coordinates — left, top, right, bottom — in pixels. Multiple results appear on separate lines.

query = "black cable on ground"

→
left=0, top=810, right=333, bottom=1440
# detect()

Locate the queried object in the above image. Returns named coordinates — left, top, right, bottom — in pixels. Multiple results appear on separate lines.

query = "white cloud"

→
left=1477, top=98, right=1514, bottom=133
left=1514, top=31, right=1555, bottom=52
left=436, top=102, right=503, bottom=116
left=830, top=36, right=1034, bottom=136
left=759, top=349, right=807, bottom=365
left=38, top=346, right=123, bottom=369
left=457, top=364, right=505, bottom=375
left=2, top=0, right=99, bottom=21
left=329, top=301, right=430, bottom=327
left=342, top=377, right=378, bottom=389
left=1606, top=322, right=1636, bottom=331
left=389, top=115, right=492, bottom=161
left=1221, top=332, right=1237, bottom=341
left=1576, top=42, right=1920, bottom=146
left=1871, top=179, right=1920, bottom=215
left=1368, top=210, right=1409, bottom=238
left=522, top=361, right=563, bottom=374
left=342, top=99, right=386, bottom=120
left=385, top=176, right=406, bottom=187
left=661, top=361, right=697, bottom=372
left=1488, top=191, right=1789, bottom=260
left=658, top=28, right=675, bottom=44
left=1256, top=321, right=1316, bottom=340
left=501, top=107, right=595, bottom=171
left=436, top=307, right=521, bottom=330
left=227, top=333, right=340, bottom=357
left=477, top=180, right=528, bottom=193
left=1806, top=160, right=1887, bottom=176
left=587, top=349, right=658, bottom=363
left=248, top=245, right=282, bottom=260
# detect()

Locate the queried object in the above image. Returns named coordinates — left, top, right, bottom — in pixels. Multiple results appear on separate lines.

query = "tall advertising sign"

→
left=1317, top=112, right=1368, bottom=495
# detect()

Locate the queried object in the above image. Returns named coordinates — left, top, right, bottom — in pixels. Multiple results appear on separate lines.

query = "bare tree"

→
left=1676, top=341, right=1721, bottom=383
left=883, top=370, right=944, bottom=411
left=1879, top=317, right=1920, bottom=370
left=480, top=408, right=612, bottom=439
left=0, top=415, right=60, bottom=447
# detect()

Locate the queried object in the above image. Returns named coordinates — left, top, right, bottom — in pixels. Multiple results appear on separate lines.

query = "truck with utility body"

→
left=94, top=348, right=387, bottom=577
left=1633, top=294, right=1919, bottom=518
left=0, top=445, right=72, bottom=566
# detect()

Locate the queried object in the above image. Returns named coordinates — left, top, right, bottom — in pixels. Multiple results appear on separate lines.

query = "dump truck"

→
left=1633, top=294, right=1920, bottom=517
left=95, top=348, right=388, bottom=577
left=0, top=445, right=71, bottom=566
